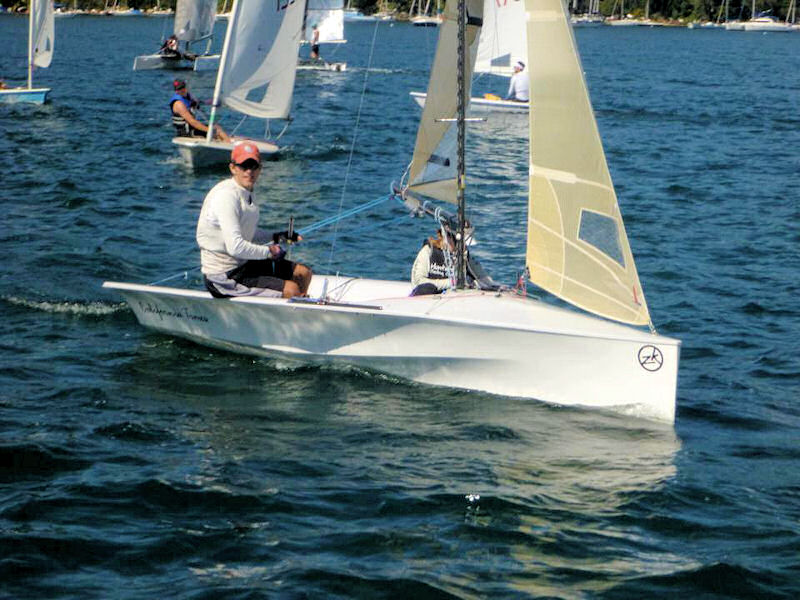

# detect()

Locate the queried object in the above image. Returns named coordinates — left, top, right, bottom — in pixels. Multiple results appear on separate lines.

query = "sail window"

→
left=578, top=210, right=625, bottom=267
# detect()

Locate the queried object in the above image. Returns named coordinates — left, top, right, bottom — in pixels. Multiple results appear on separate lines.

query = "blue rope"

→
left=297, top=194, right=394, bottom=236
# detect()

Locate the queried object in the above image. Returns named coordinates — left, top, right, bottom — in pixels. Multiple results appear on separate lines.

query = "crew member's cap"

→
left=173, top=79, right=187, bottom=90
left=231, top=142, right=261, bottom=164
left=515, top=60, right=525, bottom=70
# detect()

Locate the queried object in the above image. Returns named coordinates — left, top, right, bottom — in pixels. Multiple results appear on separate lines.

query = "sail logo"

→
left=277, top=0, right=295, bottom=11
left=638, top=345, right=663, bottom=372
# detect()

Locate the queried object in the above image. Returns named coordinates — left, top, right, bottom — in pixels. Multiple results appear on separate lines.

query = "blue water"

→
left=2, top=14, right=799, bottom=599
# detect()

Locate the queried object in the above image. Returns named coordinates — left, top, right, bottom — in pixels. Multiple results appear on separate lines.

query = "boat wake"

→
left=2, top=295, right=127, bottom=317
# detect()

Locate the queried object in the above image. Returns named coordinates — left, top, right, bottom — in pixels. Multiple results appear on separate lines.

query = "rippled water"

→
left=1, top=15, right=798, bottom=599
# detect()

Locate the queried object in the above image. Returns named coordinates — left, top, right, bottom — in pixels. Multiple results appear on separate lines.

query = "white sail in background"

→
left=216, top=0, right=306, bottom=121
left=525, top=0, right=650, bottom=326
left=304, top=0, right=346, bottom=43
left=32, top=0, right=55, bottom=69
left=475, top=0, right=525, bottom=76
left=173, top=0, right=217, bottom=43
left=407, top=0, right=484, bottom=204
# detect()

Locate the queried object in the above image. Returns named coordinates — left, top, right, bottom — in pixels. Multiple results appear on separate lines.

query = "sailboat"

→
left=410, top=0, right=443, bottom=26
left=104, top=0, right=680, bottom=424
left=743, top=1, right=794, bottom=31
left=0, top=0, right=54, bottom=105
left=133, top=0, right=218, bottom=71
left=172, top=0, right=307, bottom=169
left=297, top=0, right=348, bottom=72
left=410, top=0, right=528, bottom=114
left=608, top=0, right=638, bottom=25
left=571, top=0, right=605, bottom=26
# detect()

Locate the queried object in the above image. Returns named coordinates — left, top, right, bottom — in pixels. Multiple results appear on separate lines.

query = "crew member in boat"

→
left=505, top=60, right=529, bottom=103
left=170, top=79, right=230, bottom=142
left=410, top=227, right=455, bottom=296
left=159, top=34, right=181, bottom=58
left=310, top=24, right=321, bottom=60
left=196, top=142, right=313, bottom=299
left=410, top=225, right=498, bottom=296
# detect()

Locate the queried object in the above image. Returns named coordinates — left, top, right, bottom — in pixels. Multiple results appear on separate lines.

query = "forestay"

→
left=173, top=0, right=217, bottom=44
left=407, top=0, right=484, bottom=204
left=216, top=0, right=306, bottom=120
left=474, top=0, right=526, bottom=76
left=32, top=0, right=54, bottom=69
left=525, top=0, right=650, bottom=326
left=304, top=0, right=346, bottom=43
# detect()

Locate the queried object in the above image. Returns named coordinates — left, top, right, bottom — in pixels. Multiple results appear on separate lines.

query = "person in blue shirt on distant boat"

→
left=169, top=79, right=230, bottom=142
left=505, top=60, right=529, bottom=103
left=197, top=142, right=312, bottom=299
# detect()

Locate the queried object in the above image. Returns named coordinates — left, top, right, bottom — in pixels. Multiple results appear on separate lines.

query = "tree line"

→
left=1, top=0, right=795, bottom=24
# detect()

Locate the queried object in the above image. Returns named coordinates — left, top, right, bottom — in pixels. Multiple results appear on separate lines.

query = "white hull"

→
left=134, top=54, right=195, bottom=71
left=743, top=20, right=793, bottom=32
left=193, top=54, right=221, bottom=71
left=172, top=137, right=280, bottom=169
left=411, top=91, right=528, bottom=114
left=103, top=276, right=679, bottom=423
left=297, top=59, right=347, bottom=72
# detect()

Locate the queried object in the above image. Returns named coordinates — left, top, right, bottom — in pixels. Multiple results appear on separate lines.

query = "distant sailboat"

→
left=743, top=2, right=793, bottom=31
left=298, top=0, right=348, bottom=72
left=133, top=0, right=219, bottom=71
left=0, top=0, right=54, bottom=104
left=410, top=0, right=443, bottom=26
left=410, top=0, right=529, bottom=114
left=172, top=0, right=306, bottom=168
left=105, top=0, right=680, bottom=424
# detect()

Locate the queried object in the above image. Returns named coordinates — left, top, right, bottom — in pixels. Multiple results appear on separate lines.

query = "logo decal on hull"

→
left=638, top=345, right=663, bottom=372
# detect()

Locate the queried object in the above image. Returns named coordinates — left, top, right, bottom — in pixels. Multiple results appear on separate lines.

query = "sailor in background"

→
left=310, top=24, right=321, bottom=59
left=505, top=60, right=529, bottom=102
left=169, top=79, right=230, bottom=142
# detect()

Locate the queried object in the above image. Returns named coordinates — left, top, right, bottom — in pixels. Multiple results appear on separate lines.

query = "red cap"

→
left=231, top=142, right=260, bottom=164
left=173, top=79, right=186, bottom=90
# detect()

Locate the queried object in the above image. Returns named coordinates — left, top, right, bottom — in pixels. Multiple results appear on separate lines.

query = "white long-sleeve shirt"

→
left=506, top=71, right=529, bottom=102
left=196, top=178, right=273, bottom=275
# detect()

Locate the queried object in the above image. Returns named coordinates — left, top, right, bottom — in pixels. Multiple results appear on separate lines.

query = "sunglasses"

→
left=233, top=160, right=261, bottom=171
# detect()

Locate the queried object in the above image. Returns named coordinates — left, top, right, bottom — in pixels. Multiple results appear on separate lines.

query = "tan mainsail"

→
left=525, top=0, right=651, bottom=326
left=407, top=0, right=484, bottom=204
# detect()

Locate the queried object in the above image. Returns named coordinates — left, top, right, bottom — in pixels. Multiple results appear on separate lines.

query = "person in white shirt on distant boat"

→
left=196, top=143, right=312, bottom=299
left=505, top=60, right=529, bottom=103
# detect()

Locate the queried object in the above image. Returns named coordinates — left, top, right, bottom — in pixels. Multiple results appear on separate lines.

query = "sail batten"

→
left=525, top=0, right=650, bottom=326
left=408, top=0, right=484, bottom=204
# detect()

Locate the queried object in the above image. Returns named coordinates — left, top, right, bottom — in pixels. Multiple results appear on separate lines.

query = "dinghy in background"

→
left=172, top=0, right=306, bottom=168
left=0, top=0, right=55, bottom=105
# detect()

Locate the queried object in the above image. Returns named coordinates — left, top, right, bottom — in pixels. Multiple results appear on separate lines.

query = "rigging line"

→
left=324, top=18, right=382, bottom=273
left=298, top=194, right=394, bottom=236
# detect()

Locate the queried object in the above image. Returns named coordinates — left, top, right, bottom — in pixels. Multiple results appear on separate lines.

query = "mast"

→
left=28, top=0, right=35, bottom=89
left=207, top=0, right=239, bottom=142
left=456, top=0, right=467, bottom=288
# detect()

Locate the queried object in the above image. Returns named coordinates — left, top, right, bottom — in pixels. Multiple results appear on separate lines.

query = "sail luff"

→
left=525, top=0, right=651, bottom=326
left=207, top=0, right=240, bottom=142
left=407, top=0, right=483, bottom=205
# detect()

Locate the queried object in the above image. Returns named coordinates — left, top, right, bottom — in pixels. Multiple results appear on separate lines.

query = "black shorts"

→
left=311, top=44, right=320, bottom=54
left=229, top=258, right=295, bottom=290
